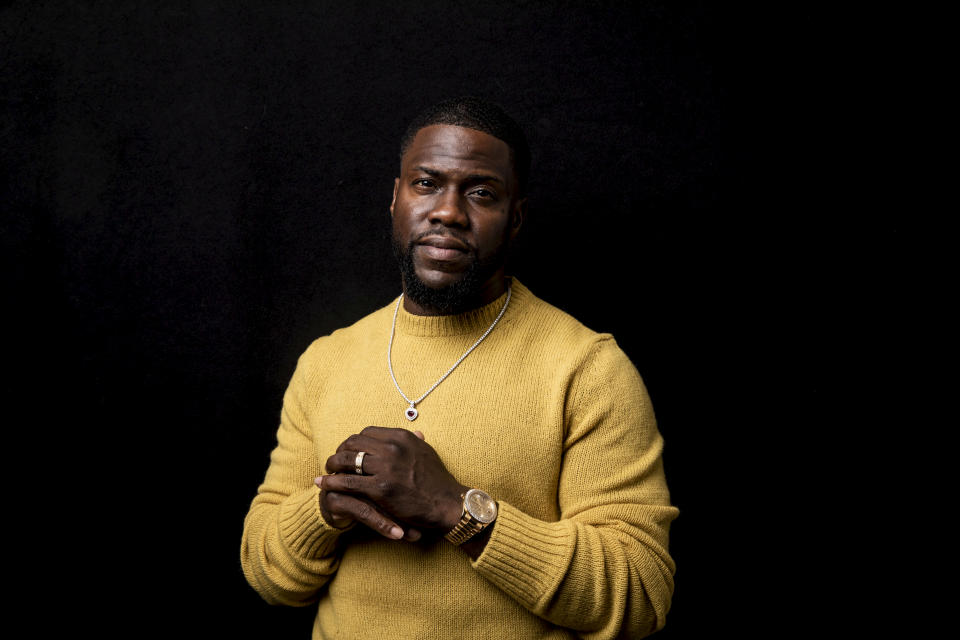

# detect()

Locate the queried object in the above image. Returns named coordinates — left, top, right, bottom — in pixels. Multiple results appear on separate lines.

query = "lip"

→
left=417, top=235, right=469, bottom=252
left=416, top=235, right=470, bottom=263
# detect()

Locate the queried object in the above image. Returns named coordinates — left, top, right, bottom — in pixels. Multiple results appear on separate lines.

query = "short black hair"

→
left=400, top=96, right=530, bottom=196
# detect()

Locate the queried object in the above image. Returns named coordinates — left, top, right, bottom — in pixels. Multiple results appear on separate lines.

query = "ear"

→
left=509, top=197, right=526, bottom=241
left=390, top=178, right=399, bottom=217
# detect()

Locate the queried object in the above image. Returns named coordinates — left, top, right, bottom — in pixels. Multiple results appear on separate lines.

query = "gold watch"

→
left=444, top=489, right=498, bottom=546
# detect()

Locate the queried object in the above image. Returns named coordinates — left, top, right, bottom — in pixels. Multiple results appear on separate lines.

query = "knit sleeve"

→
left=472, top=337, right=678, bottom=639
left=240, top=345, right=347, bottom=606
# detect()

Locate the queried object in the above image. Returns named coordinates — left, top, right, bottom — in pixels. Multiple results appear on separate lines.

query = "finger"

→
left=325, top=450, right=378, bottom=475
left=335, top=433, right=385, bottom=455
left=318, top=478, right=421, bottom=542
left=414, top=430, right=425, bottom=440
left=319, top=473, right=378, bottom=497
left=359, top=425, right=417, bottom=442
left=323, top=491, right=404, bottom=540
left=316, top=479, right=355, bottom=529
left=323, top=507, right=354, bottom=529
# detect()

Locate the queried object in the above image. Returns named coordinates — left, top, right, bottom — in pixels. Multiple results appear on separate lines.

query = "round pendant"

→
left=405, top=406, right=418, bottom=421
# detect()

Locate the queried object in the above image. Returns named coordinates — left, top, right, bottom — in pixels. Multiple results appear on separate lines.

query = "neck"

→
left=402, top=273, right=509, bottom=317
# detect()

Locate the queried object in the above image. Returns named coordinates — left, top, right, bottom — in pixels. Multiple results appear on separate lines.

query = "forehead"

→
left=401, top=124, right=514, bottom=182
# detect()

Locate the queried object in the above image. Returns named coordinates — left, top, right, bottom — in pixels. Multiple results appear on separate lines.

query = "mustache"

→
left=411, top=230, right=475, bottom=252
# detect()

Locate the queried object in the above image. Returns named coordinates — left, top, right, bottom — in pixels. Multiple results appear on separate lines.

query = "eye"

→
left=470, top=188, right=495, bottom=199
left=412, top=178, right=436, bottom=190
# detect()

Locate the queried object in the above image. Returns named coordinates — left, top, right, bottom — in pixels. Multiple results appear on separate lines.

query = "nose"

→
left=427, top=189, right=469, bottom=228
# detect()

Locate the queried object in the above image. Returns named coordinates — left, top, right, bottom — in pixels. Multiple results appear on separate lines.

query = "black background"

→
left=3, top=2, right=875, bottom=637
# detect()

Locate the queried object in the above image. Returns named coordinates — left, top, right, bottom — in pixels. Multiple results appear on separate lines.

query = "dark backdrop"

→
left=3, top=2, right=856, bottom=637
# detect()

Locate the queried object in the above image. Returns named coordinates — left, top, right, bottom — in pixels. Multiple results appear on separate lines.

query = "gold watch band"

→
left=444, top=510, right=486, bottom=546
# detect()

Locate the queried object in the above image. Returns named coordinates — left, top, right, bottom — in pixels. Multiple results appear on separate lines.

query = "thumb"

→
left=414, top=430, right=425, bottom=440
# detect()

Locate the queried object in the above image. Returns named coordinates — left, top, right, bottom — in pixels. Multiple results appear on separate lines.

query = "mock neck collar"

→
left=395, top=278, right=527, bottom=337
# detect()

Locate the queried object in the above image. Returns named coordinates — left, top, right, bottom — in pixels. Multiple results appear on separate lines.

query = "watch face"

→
left=465, top=489, right=497, bottom=524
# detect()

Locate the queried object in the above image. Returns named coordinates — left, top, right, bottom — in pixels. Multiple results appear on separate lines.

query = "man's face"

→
left=390, top=124, right=524, bottom=313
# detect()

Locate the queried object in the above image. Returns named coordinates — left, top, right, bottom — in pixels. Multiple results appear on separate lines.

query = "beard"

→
left=391, top=231, right=509, bottom=315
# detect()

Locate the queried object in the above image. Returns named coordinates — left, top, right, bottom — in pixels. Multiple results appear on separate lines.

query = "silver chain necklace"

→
left=387, top=284, right=512, bottom=421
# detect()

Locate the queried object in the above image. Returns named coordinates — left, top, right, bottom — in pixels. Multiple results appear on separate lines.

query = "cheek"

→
left=390, top=206, right=414, bottom=236
left=392, top=198, right=427, bottom=231
left=476, top=216, right=513, bottom=255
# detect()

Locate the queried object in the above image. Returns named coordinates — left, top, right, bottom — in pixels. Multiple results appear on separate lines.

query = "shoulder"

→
left=510, top=281, right=648, bottom=410
left=508, top=279, right=629, bottom=369
left=512, top=283, right=658, bottom=444
left=292, top=299, right=399, bottom=383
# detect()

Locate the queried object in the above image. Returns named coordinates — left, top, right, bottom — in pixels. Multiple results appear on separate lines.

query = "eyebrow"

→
left=414, top=166, right=504, bottom=185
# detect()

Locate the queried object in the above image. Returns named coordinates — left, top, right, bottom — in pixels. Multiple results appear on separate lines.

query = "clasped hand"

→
left=315, top=426, right=466, bottom=541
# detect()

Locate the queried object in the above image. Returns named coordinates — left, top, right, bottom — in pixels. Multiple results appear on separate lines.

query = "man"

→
left=241, top=97, right=678, bottom=639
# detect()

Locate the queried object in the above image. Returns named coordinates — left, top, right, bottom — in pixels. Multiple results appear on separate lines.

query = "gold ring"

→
left=354, top=451, right=366, bottom=475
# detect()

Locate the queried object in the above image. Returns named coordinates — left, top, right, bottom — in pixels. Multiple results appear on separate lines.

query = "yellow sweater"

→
left=241, top=280, right=678, bottom=639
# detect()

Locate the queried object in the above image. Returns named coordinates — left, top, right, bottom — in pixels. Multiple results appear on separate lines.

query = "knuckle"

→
left=384, top=441, right=401, bottom=456
left=355, top=502, right=373, bottom=520
left=374, top=479, right=392, bottom=497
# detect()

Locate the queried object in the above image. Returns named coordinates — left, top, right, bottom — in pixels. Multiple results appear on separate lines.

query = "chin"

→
left=395, top=236, right=500, bottom=314
left=415, top=268, right=467, bottom=290
left=405, top=268, right=486, bottom=314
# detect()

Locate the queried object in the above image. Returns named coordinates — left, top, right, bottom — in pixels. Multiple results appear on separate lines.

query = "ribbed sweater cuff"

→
left=472, top=502, right=576, bottom=610
left=278, top=485, right=346, bottom=559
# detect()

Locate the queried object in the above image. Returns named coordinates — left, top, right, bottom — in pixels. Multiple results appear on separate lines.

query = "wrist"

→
left=442, top=484, right=470, bottom=531
left=459, top=519, right=494, bottom=560
left=444, top=488, right=498, bottom=546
